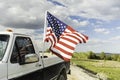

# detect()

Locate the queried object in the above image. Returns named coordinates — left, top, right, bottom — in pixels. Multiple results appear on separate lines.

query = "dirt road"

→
left=67, top=65, right=99, bottom=80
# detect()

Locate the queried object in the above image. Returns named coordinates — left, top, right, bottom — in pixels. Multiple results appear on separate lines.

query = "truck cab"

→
left=0, top=31, right=70, bottom=80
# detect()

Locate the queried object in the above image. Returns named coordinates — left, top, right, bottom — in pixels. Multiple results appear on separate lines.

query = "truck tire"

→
left=57, top=69, right=67, bottom=80
left=57, top=74, right=66, bottom=80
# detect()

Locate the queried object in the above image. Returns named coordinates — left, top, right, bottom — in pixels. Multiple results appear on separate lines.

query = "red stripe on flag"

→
left=81, top=33, right=89, bottom=40
left=54, top=45, right=73, bottom=56
left=46, top=31, right=57, bottom=46
left=66, top=26, right=76, bottom=32
left=61, top=37, right=78, bottom=44
left=50, top=49, right=70, bottom=62
left=65, top=33, right=82, bottom=43
left=75, top=32, right=88, bottom=43
left=58, top=41, right=75, bottom=50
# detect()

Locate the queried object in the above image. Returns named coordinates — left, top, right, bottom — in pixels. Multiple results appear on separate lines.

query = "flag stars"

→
left=57, top=21, right=59, bottom=23
left=47, top=12, right=67, bottom=38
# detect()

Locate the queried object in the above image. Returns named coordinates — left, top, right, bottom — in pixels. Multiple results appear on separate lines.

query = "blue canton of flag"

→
left=47, top=12, right=67, bottom=39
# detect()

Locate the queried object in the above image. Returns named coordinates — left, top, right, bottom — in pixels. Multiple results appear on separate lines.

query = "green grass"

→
left=71, top=59, right=120, bottom=80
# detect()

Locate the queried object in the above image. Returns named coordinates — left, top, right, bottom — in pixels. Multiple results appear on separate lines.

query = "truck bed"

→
left=43, top=56, right=64, bottom=68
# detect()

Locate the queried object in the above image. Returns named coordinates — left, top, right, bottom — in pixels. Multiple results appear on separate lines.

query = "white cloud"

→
left=0, top=0, right=119, bottom=30
left=87, top=38, right=109, bottom=45
left=70, top=19, right=89, bottom=27
left=79, top=20, right=89, bottom=26
left=0, top=0, right=48, bottom=29
left=109, top=36, right=120, bottom=41
left=116, top=27, right=120, bottom=30
left=75, top=37, right=120, bottom=53
left=94, top=28, right=110, bottom=34
left=53, top=0, right=120, bottom=21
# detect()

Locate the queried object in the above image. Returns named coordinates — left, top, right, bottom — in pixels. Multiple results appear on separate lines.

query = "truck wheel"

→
left=57, top=74, right=66, bottom=80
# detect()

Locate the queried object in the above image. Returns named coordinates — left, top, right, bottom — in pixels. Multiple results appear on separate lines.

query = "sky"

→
left=0, top=0, right=120, bottom=53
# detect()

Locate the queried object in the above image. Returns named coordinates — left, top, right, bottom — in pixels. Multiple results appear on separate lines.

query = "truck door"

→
left=8, top=37, right=43, bottom=80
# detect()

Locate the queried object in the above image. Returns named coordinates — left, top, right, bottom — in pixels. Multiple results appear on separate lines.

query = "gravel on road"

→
left=67, top=65, right=99, bottom=80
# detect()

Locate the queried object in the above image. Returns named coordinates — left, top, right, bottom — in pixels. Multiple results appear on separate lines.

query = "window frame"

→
left=10, top=36, right=36, bottom=64
left=0, top=35, right=10, bottom=61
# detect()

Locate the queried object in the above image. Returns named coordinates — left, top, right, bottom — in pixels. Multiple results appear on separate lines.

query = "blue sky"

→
left=0, top=0, right=120, bottom=53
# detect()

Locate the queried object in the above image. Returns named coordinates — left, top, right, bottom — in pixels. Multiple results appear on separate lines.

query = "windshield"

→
left=0, top=35, right=9, bottom=61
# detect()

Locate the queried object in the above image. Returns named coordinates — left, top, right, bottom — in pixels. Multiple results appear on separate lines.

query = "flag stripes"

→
left=45, top=12, right=88, bottom=61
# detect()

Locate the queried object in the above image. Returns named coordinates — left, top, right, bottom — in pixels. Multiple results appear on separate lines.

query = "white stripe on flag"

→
left=63, top=35, right=79, bottom=43
left=59, top=38, right=76, bottom=47
left=65, top=28, right=72, bottom=33
left=56, top=43, right=74, bottom=53
left=49, top=35, right=55, bottom=46
left=77, top=32, right=88, bottom=41
left=51, top=47, right=72, bottom=59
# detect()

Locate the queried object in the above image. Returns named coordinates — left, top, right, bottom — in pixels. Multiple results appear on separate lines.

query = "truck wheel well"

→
left=59, top=68, right=67, bottom=80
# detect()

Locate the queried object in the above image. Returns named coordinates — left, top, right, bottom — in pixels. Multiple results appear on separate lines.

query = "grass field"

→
left=71, top=59, right=120, bottom=80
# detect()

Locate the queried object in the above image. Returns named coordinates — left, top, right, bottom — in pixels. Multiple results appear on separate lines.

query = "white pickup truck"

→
left=0, top=31, right=70, bottom=80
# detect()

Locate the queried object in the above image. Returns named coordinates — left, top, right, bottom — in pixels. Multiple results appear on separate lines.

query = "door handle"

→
left=36, top=63, right=42, bottom=67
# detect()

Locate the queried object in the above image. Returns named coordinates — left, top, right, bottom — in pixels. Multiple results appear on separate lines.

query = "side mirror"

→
left=25, top=54, right=39, bottom=63
left=19, top=54, right=39, bottom=65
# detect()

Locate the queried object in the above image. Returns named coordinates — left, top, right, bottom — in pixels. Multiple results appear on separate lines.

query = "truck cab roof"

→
left=0, top=31, right=30, bottom=37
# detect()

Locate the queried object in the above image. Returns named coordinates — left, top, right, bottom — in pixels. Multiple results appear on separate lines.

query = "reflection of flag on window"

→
left=45, top=12, right=88, bottom=61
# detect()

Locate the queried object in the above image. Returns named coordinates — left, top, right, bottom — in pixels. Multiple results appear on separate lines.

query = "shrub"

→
left=106, top=55, right=112, bottom=60
left=87, top=51, right=97, bottom=59
left=117, top=55, right=120, bottom=62
left=111, top=54, right=119, bottom=61
left=100, top=52, right=106, bottom=60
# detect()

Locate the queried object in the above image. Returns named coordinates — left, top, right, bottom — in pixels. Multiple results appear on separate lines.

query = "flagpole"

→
left=43, top=11, right=47, bottom=42
left=41, top=10, right=47, bottom=67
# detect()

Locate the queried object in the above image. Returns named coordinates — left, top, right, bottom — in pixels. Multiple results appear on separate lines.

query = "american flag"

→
left=45, top=12, right=88, bottom=61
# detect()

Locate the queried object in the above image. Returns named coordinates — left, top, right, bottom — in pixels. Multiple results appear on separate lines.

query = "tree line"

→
left=73, top=51, right=120, bottom=61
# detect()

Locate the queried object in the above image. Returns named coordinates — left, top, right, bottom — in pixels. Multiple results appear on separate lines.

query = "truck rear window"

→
left=0, top=35, right=9, bottom=60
